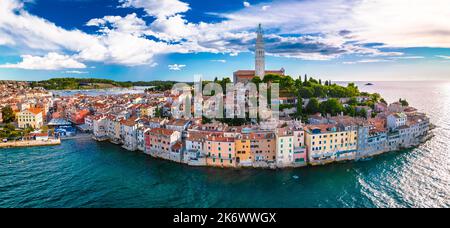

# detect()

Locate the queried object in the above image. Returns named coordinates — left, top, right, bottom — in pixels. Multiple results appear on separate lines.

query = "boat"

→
left=365, top=82, right=374, bottom=86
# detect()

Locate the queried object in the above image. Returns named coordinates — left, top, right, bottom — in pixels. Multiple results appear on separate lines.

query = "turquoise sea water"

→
left=1, top=81, right=449, bottom=208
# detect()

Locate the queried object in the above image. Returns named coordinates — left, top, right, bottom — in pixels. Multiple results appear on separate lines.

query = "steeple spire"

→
left=255, top=24, right=265, bottom=79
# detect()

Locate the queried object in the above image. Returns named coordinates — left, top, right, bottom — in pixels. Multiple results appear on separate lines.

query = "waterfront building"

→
left=293, top=127, right=307, bottom=166
left=92, top=115, right=107, bottom=139
left=84, top=115, right=94, bottom=131
left=205, top=136, right=236, bottom=168
left=387, top=112, right=407, bottom=131
left=136, top=127, right=150, bottom=152
left=249, top=132, right=276, bottom=165
left=235, top=134, right=252, bottom=167
left=357, top=123, right=389, bottom=158
left=144, top=128, right=181, bottom=156
left=276, top=128, right=294, bottom=167
left=17, top=107, right=44, bottom=129
left=305, top=124, right=358, bottom=165
left=106, top=115, right=122, bottom=144
left=121, top=118, right=139, bottom=151
left=185, top=131, right=208, bottom=166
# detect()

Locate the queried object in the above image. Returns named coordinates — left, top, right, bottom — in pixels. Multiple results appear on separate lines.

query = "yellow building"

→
left=235, top=134, right=252, bottom=167
left=17, top=108, right=44, bottom=129
left=305, top=124, right=358, bottom=164
left=140, top=105, right=157, bottom=118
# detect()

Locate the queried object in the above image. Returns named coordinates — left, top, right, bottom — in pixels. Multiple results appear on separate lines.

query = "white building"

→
left=276, top=128, right=294, bottom=167
left=92, top=116, right=107, bottom=139
left=387, top=113, right=407, bottom=130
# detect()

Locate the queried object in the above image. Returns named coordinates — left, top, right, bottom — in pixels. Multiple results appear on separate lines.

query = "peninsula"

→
left=0, top=25, right=431, bottom=169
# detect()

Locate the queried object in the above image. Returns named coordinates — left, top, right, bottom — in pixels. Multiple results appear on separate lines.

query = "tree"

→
left=298, top=87, right=314, bottom=98
left=155, top=107, right=163, bottom=118
left=358, top=108, right=368, bottom=118
left=1, top=106, right=15, bottom=123
left=295, top=95, right=303, bottom=118
left=348, top=97, right=358, bottom=106
left=4, top=123, right=15, bottom=132
left=320, top=98, right=343, bottom=116
left=306, top=98, right=320, bottom=114
left=399, top=98, right=409, bottom=107
left=344, top=106, right=356, bottom=117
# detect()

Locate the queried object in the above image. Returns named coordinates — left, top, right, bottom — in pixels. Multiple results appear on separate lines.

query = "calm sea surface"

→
left=1, top=81, right=449, bottom=208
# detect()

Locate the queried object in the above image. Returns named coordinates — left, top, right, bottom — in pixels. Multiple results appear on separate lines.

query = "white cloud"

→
left=436, top=55, right=450, bottom=59
left=243, top=2, right=251, bottom=8
left=211, top=59, right=227, bottom=63
left=393, top=56, right=425, bottom=59
left=119, top=0, right=190, bottom=18
left=0, top=52, right=86, bottom=70
left=168, top=64, right=186, bottom=71
left=1, top=0, right=450, bottom=69
left=343, top=59, right=393, bottom=64
left=64, top=70, right=88, bottom=74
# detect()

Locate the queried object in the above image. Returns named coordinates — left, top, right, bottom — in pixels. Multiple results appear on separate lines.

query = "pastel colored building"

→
left=144, top=128, right=181, bottom=156
left=305, top=124, right=358, bottom=164
left=249, top=132, right=276, bottom=163
left=204, top=136, right=236, bottom=168
left=387, top=112, right=407, bottom=131
left=235, top=134, right=252, bottom=167
left=70, top=109, right=90, bottom=125
left=17, top=108, right=44, bottom=129
left=293, top=128, right=307, bottom=165
left=276, top=128, right=294, bottom=167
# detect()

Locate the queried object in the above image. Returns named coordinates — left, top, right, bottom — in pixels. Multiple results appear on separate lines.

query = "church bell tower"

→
left=255, top=24, right=265, bottom=79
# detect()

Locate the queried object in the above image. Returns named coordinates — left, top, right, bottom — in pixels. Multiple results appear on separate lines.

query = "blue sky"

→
left=0, top=0, right=449, bottom=82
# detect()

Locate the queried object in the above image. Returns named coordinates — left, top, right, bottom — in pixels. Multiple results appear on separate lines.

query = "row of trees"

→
left=0, top=123, right=34, bottom=140
left=31, top=78, right=134, bottom=90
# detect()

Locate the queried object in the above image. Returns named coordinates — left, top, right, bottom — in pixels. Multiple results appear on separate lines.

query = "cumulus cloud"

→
left=1, top=0, right=450, bottom=70
left=119, top=0, right=190, bottom=18
left=168, top=64, right=186, bottom=71
left=0, top=52, right=86, bottom=70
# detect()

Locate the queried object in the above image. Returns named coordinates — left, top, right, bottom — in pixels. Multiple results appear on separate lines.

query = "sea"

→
left=1, top=81, right=449, bottom=208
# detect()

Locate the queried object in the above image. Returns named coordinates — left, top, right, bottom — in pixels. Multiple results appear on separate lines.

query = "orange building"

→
left=204, top=136, right=236, bottom=168
left=249, top=132, right=276, bottom=163
left=235, top=134, right=252, bottom=166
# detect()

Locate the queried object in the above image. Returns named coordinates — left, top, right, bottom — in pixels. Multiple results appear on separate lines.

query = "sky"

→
left=0, top=0, right=449, bottom=82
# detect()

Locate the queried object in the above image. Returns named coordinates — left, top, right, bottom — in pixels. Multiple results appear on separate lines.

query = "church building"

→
left=233, top=24, right=285, bottom=84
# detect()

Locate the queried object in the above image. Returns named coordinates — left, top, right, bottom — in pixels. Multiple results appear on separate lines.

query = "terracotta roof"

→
left=148, top=128, right=176, bottom=136
left=27, top=108, right=43, bottom=115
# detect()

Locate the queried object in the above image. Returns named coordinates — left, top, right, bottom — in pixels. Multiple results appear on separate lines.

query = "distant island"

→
left=365, top=83, right=374, bottom=86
